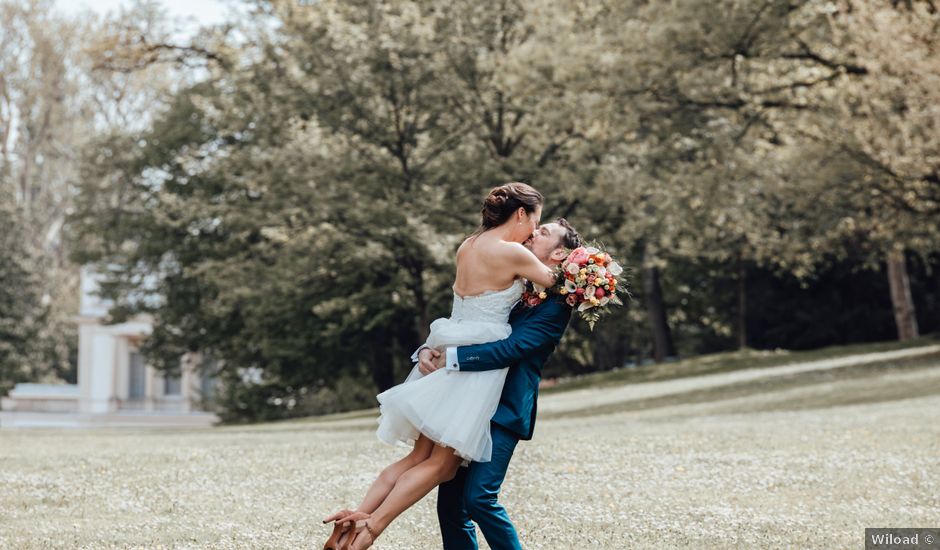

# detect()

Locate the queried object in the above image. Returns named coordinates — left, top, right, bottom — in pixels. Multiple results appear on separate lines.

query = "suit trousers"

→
left=436, top=423, right=522, bottom=550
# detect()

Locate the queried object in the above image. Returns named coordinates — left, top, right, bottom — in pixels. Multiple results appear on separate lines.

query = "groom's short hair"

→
left=555, top=218, right=582, bottom=250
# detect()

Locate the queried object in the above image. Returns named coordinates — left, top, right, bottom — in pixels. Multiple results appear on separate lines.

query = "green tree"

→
left=0, top=196, right=43, bottom=396
left=69, top=0, right=609, bottom=420
left=67, top=0, right=940, bottom=422
left=0, top=0, right=95, bottom=385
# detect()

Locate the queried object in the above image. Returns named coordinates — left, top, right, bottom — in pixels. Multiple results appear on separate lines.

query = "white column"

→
left=181, top=355, right=195, bottom=412
left=114, top=339, right=129, bottom=404
left=145, top=364, right=156, bottom=412
left=77, top=324, right=94, bottom=412
left=85, top=332, right=117, bottom=414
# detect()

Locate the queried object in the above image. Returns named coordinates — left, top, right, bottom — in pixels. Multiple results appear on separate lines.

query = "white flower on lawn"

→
left=566, top=263, right=580, bottom=274
left=608, top=261, right=623, bottom=276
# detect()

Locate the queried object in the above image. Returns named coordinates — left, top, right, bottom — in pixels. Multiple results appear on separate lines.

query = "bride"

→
left=323, top=182, right=558, bottom=550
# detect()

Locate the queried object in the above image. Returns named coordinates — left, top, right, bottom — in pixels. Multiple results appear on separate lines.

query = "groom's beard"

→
left=523, top=236, right=553, bottom=265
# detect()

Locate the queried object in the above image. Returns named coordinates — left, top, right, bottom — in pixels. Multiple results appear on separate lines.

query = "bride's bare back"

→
left=452, top=231, right=555, bottom=298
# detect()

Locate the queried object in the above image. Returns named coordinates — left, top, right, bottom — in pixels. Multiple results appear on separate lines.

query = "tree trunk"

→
left=370, top=332, right=396, bottom=392
left=886, top=246, right=919, bottom=341
left=411, top=273, right=430, bottom=342
left=643, top=244, right=676, bottom=363
left=736, top=250, right=747, bottom=350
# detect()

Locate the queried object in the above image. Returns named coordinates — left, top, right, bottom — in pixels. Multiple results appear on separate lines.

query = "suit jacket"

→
left=454, top=296, right=573, bottom=440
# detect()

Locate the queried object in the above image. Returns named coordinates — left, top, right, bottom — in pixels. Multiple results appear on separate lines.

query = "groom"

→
left=415, top=218, right=582, bottom=550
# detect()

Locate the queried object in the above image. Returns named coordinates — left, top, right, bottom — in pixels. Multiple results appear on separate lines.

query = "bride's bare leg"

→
left=325, top=434, right=435, bottom=525
left=349, top=443, right=463, bottom=549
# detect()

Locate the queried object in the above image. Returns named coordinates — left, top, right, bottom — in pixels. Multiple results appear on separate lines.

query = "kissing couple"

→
left=323, top=182, right=582, bottom=550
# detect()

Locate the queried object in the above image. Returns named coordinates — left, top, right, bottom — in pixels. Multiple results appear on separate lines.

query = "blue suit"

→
left=436, top=296, right=572, bottom=550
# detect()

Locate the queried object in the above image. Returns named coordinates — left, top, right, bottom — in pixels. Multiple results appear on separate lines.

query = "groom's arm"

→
left=444, top=300, right=572, bottom=373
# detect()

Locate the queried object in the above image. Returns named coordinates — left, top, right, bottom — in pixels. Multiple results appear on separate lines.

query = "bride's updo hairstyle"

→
left=479, top=182, right=543, bottom=231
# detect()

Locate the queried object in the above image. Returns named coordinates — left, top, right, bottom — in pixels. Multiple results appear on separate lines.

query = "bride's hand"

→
left=418, top=348, right=442, bottom=376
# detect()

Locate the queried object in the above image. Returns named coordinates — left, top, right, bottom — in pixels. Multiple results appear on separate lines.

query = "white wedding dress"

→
left=375, top=279, right=524, bottom=464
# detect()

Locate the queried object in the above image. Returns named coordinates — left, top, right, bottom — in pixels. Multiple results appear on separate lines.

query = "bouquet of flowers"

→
left=522, top=245, right=629, bottom=330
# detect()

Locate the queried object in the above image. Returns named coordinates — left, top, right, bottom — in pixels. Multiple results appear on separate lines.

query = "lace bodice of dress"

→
left=449, top=279, right=524, bottom=323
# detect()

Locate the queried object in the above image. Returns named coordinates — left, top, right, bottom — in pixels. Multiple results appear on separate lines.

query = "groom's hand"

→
left=418, top=348, right=442, bottom=376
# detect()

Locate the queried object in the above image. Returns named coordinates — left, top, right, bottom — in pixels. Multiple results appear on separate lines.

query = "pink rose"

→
left=566, top=294, right=578, bottom=306
left=567, top=247, right=590, bottom=266
left=595, top=287, right=605, bottom=298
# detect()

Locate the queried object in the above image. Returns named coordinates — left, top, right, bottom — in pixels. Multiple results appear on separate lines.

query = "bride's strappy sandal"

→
left=322, top=520, right=348, bottom=550
left=323, top=510, right=370, bottom=550
left=341, top=518, right=379, bottom=550
left=323, top=510, right=353, bottom=550
left=322, top=509, right=360, bottom=550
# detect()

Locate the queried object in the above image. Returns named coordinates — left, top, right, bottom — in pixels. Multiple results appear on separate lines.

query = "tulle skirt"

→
left=375, top=317, right=511, bottom=463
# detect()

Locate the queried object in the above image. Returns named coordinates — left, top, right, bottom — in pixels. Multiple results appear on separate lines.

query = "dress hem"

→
left=376, top=396, right=492, bottom=465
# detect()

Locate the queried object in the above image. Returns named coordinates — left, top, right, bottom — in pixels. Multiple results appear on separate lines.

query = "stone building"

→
left=0, top=269, right=217, bottom=428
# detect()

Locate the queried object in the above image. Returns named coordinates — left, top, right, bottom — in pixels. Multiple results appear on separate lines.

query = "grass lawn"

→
left=2, top=338, right=938, bottom=549
left=541, top=333, right=940, bottom=393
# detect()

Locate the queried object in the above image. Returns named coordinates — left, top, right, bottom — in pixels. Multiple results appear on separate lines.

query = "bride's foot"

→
left=332, top=512, right=371, bottom=550
left=345, top=518, right=380, bottom=550
left=322, top=519, right=348, bottom=550
left=322, top=509, right=363, bottom=550
left=322, top=509, right=356, bottom=524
